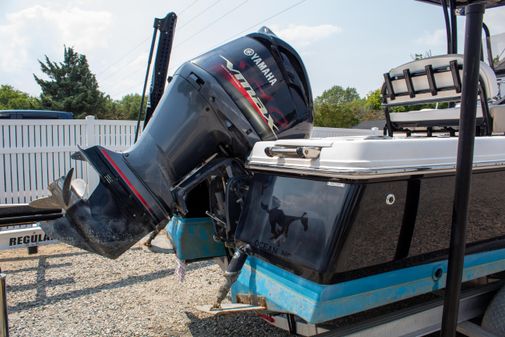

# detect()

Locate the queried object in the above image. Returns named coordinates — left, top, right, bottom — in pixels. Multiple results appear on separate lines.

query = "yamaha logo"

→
left=241, top=48, right=278, bottom=86
left=243, top=48, right=254, bottom=56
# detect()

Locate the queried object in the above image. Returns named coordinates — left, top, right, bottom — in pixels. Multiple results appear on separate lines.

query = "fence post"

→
left=85, top=116, right=97, bottom=146
left=84, top=116, right=99, bottom=193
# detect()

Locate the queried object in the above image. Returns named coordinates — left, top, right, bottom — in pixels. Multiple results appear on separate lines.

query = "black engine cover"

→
left=40, top=30, right=314, bottom=258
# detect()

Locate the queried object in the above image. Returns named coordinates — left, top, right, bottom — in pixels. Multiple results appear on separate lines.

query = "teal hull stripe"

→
left=231, top=248, right=505, bottom=324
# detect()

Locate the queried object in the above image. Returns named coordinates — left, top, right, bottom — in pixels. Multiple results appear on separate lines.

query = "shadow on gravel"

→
left=0, top=250, right=88, bottom=262
left=9, top=267, right=175, bottom=313
left=5, top=255, right=76, bottom=302
left=185, top=260, right=214, bottom=271
left=0, top=247, right=148, bottom=263
left=6, top=247, right=214, bottom=314
left=184, top=311, right=290, bottom=337
left=8, top=276, right=75, bottom=293
left=145, top=245, right=174, bottom=254
left=2, top=262, right=72, bottom=274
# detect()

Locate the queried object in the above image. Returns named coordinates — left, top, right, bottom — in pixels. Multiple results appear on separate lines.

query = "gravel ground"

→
left=0, top=236, right=289, bottom=337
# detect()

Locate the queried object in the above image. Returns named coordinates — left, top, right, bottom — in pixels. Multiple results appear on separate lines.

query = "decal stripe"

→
left=99, top=148, right=153, bottom=214
left=219, top=65, right=269, bottom=125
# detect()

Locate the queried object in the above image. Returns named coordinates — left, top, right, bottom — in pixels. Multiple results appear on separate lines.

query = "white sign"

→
left=0, top=226, right=57, bottom=250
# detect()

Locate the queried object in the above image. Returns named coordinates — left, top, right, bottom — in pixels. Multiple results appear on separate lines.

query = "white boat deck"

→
left=247, top=134, right=505, bottom=178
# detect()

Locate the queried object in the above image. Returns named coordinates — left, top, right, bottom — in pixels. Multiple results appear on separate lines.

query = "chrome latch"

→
left=264, top=146, right=321, bottom=159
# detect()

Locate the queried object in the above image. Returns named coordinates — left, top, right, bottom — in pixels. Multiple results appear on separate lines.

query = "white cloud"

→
left=0, top=5, right=112, bottom=79
left=128, top=52, right=149, bottom=72
left=270, top=24, right=342, bottom=48
left=415, top=29, right=446, bottom=47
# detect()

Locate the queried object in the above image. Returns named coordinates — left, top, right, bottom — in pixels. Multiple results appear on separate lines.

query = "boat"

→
left=30, top=0, right=505, bottom=334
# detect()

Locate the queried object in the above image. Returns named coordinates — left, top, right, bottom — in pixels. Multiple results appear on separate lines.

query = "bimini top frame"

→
left=418, top=0, right=505, bottom=9
left=417, top=0, right=505, bottom=55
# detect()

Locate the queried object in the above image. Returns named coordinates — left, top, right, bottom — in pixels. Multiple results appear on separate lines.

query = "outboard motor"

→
left=32, top=30, right=313, bottom=258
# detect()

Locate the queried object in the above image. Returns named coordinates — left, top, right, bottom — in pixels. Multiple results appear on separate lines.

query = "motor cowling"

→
left=35, top=29, right=313, bottom=258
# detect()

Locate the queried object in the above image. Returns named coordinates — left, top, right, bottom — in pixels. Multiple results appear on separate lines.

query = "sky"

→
left=1, top=0, right=504, bottom=100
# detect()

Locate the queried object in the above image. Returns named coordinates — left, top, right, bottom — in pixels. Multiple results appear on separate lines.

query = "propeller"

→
left=30, top=168, right=87, bottom=210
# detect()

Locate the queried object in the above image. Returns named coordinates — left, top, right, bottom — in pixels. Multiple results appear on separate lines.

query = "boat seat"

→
left=382, top=54, right=499, bottom=135
left=389, top=106, right=483, bottom=127
left=389, top=104, right=505, bottom=134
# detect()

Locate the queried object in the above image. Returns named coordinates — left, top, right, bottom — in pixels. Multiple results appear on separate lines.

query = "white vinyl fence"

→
left=0, top=116, right=140, bottom=204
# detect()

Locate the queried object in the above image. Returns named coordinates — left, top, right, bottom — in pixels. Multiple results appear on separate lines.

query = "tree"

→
left=115, top=94, right=146, bottom=120
left=314, top=101, right=360, bottom=128
left=315, top=86, right=360, bottom=106
left=34, top=46, right=107, bottom=118
left=355, top=89, right=385, bottom=122
left=364, top=89, right=382, bottom=111
left=313, top=85, right=362, bottom=128
left=0, top=85, right=42, bottom=110
left=95, top=94, right=146, bottom=120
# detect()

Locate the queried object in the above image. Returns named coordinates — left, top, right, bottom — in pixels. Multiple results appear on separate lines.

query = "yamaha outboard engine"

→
left=32, top=30, right=313, bottom=258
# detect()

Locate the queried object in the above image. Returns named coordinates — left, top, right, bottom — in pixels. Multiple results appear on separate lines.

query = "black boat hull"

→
left=235, top=168, right=505, bottom=284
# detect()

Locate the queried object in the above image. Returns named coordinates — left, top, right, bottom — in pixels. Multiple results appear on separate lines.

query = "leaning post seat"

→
left=381, top=54, right=499, bottom=136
